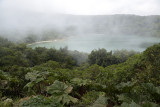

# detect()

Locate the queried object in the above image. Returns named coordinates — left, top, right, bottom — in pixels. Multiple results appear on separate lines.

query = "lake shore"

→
left=27, top=38, right=66, bottom=46
left=27, top=40, right=54, bottom=46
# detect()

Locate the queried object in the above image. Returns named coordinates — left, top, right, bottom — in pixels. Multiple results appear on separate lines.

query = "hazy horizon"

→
left=0, top=0, right=160, bottom=36
left=1, top=0, right=160, bottom=15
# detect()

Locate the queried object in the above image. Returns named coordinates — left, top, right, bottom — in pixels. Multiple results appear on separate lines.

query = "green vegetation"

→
left=0, top=36, right=160, bottom=107
left=24, top=34, right=38, bottom=44
left=88, top=49, right=137, bottom=67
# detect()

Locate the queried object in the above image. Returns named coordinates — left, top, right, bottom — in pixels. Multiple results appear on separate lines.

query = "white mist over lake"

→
left=1, top=1, right=160, bottom=52
left=29, top=34, right=160, bottom=53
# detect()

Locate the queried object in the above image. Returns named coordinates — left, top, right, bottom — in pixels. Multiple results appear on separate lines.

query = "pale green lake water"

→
left=29, top=34, right=160, bottom=53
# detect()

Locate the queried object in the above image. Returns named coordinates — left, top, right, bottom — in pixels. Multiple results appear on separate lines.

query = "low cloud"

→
left=0, top=0, right=159, bottom=40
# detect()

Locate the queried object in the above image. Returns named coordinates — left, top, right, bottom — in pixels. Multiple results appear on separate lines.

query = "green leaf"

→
left=91, top=95, right=108, bottom=107
left=121, top=101, right=140, bottom=107
left=143, top=83, right=157, bottom=94
left=25, top=70, right=49, bottom=82
left=25, top=71, right=40, bottom=81
left=118, top=93, right=132, bottom=103
left=47, top=80, right=68, bottom=95
left=70, top=78, right=92, bottom=86
left=20, top=95, right=62, bottom=107
left=156, top=86, right=160, bottom=94
left=35, top=77, right=44, bottom=83
left=116, top=81, right=135, bottom=92
left=64, top=85, right=73, bottom=94
left=68, top=96, right=78, bottom=104
left=142, top=101, right=158, bottom=107
left=24, top=82, right=34, bottom=89
left=47, top=80, right=78, bottom=105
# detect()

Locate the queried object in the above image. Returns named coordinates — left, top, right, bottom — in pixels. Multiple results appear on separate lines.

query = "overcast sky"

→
left=0, top=0, right=160, bottom=15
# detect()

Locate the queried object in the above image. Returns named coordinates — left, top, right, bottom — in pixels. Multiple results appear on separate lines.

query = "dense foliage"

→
left=0, top=37, right=160, bottom=107
left=88, top=48, right=137, bottom=67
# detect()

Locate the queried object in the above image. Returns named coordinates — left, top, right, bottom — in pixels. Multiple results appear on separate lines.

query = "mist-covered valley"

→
left=1, top=14, right=160, bottom=52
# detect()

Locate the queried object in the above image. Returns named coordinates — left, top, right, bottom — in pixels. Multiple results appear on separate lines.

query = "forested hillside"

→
left=88, top=15, right=160, bottom=37
left=63, top=15, right=160, bottom=37
left=0, top=36, right=160, bottom=107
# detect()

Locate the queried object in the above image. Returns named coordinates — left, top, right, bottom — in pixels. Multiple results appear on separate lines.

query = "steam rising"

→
left=0, top=0, right=160, bottom=34
left=0, top=0, right=160, bottom=52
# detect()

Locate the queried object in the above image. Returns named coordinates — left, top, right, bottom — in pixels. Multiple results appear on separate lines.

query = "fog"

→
left=1, top=0, right=160, bottom=15
left=0, top=0, right=160, bottom=52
